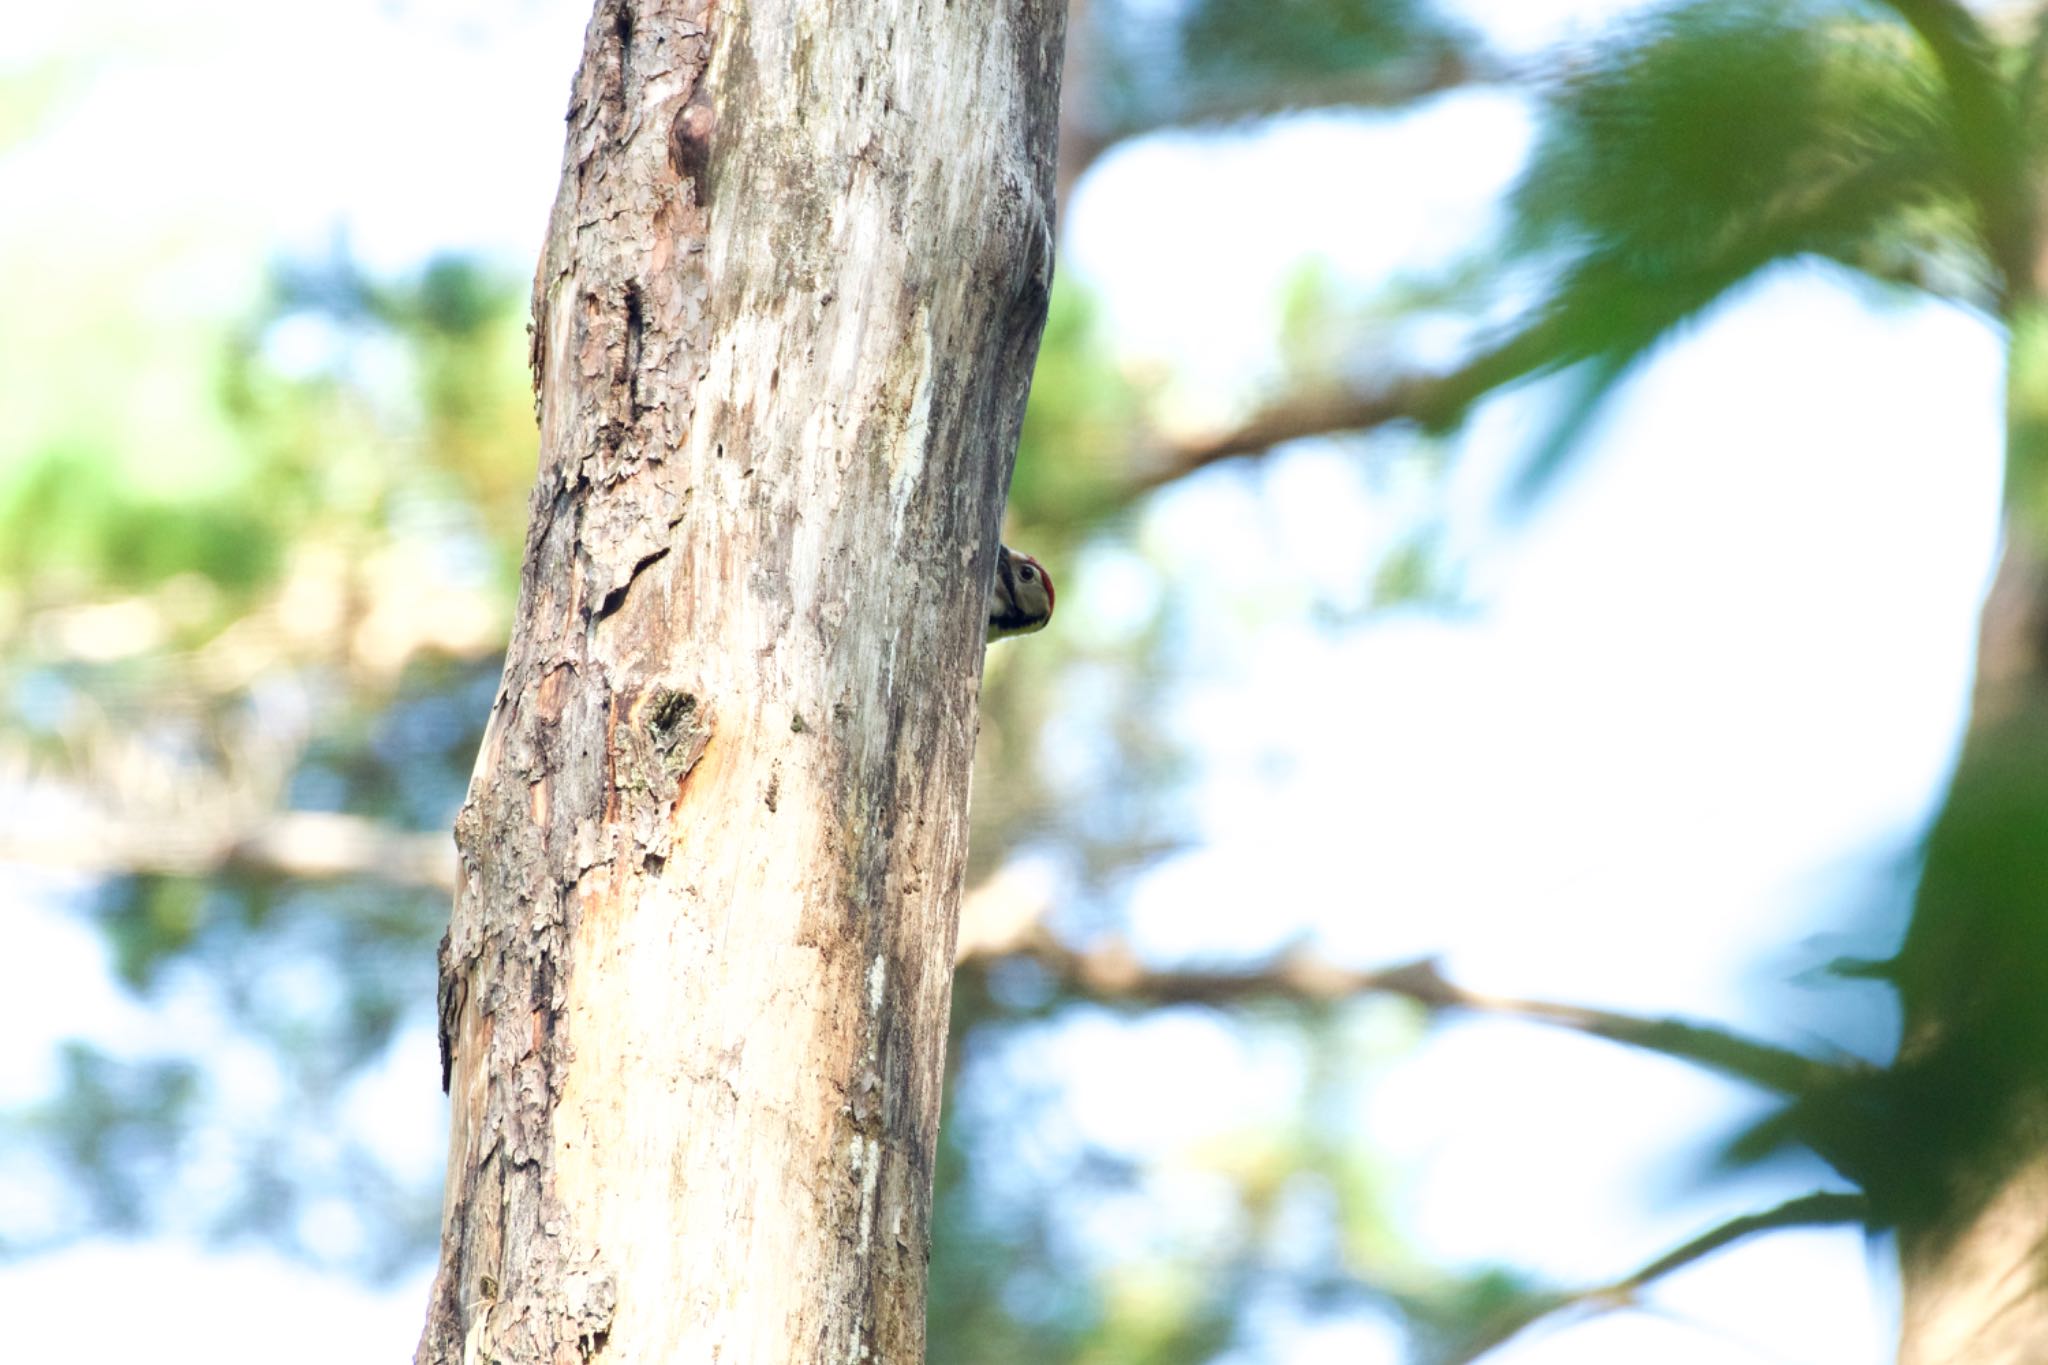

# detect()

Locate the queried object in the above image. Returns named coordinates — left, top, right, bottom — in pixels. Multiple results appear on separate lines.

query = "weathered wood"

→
left=415, top=0, right=1064, bottom=1358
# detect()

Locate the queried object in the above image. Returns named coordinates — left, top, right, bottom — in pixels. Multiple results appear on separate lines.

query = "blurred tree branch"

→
left=0, top=809, right=455, bottom=890
left=1129, top=320, right=1556, bottom=494
left=1872, top=0, right=2031, bottom=298
left=955, top=896, right=1845, bottom=1099
left=3, top=806, right=1842, bottom=1106
left=1443, top=1190, right=1871, bottom=1365
left=2020, top=2, right=2048, bottom=128
left=1130, top=120, right=1969, bottom=497
left=1061, top=49, right=1504, bottom=197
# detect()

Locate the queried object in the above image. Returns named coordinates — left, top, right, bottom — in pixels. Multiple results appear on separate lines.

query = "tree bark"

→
left=1889, top=540, right=2048, bottom=1364
left=1889, top=274, right=2048, bottom=1354
left=414, top=0, right=1064, bottom=1360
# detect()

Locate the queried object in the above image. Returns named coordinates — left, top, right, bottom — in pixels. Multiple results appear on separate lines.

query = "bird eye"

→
left=1019, top=566, right=1035, bottom=581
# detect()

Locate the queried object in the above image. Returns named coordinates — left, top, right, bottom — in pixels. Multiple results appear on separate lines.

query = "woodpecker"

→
left=988, top=544, right=1055, bottom=641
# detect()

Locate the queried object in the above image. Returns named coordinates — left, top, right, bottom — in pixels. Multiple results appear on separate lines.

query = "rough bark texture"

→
left=415, top=0, right=1064, bottom=1360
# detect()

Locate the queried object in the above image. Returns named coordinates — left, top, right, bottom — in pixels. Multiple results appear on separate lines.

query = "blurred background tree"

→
left=1, top=1, right=2036, bottom=1360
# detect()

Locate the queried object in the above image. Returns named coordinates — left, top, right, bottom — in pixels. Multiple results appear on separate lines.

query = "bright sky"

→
left=0, top=1, right=2006, bottom=1362
left=1059, top=87, right=2000, bottom=1351
left=1053, top=128, right=1999, bottom=1356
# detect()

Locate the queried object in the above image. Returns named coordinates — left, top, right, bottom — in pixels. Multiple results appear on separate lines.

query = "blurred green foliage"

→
left=1011, top=284, right=1146, bottom=532
left=13, top=0, right=2048, bottom=1359
left=1, top=448, right=282, bottom=593
left=0, top=205, right=531, bottom=1269
left=1079, top=0, right=1469, bottom=142
left=1516, top=4, right=1946, bottom=269
left=1478, top=2, right=1970, bottom=499
left=1178, top=0, right=1458, bottom=87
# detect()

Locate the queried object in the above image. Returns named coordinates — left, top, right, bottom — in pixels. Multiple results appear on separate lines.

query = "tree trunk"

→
left=1889, top=547, right=2048, bottom=1362
left=1891, top=298, right=2048, bottom=1360
left=414, top=1, right=1064, bottom=1360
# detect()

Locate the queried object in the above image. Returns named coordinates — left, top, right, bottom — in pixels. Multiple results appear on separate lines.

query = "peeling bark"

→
left=416, top=0, right=1064, bottom=1359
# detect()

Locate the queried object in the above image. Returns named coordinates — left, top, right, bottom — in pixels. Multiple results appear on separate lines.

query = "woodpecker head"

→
left=988, top=544, right=1055, bottom=641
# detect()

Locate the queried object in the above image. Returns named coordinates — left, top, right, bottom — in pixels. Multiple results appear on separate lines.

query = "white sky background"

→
left=0, top=0, right=2009, bottom=1361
